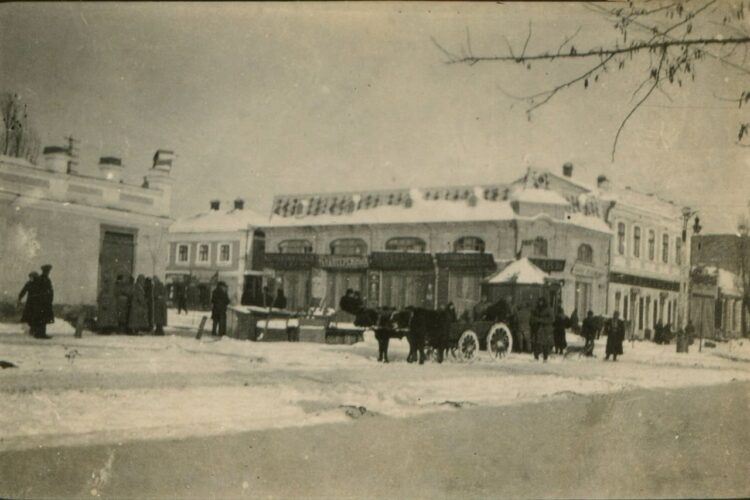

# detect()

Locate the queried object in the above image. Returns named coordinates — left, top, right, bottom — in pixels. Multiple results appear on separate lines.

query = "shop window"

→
left=633, top=226, right=641, bottom=258
left=454, top=236, right=485, bottom=253
left=279, top=239, right=313, bottom=254
left=177, top=244, right=190, bottom=264
left=385, top=237, right=426, bottom=253
left=330, top=238, right=367, bottom=256
left=532, top=237, right=548, bottom=257
left=662, top=234, right=669, bottom=263
left=648, top=230, right=656, bottom=261
left=197, top=243, right=210, bottom=264
left=617, top=223, right=626, bottom=255
left=577, top=243, right=593, bottom=264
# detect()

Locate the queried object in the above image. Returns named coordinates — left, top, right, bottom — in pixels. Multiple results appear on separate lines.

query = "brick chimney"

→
left=210, top=200, right=221, bottom=211
left=146, top=149, right=175, bottom=215
left=234, top=198, right=244, bottom=210
left=562, top=162, right=574, bottom=178
left=42, top=146, right=71, bottom=174
left=99, top=156, right=124, bottom=182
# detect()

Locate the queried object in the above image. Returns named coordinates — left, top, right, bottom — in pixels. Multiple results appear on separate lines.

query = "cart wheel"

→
left=456, top=330, right=479, bottom=361
left=487, top=323, right=513, bottom=359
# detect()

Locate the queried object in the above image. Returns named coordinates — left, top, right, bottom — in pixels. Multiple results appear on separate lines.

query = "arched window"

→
left=577, top=243, right=594, bottom=264
left=278, top=239, right=313, bottom=254
left=385, top=237, right=426, bottom=253
left=533, top=237, right=548, bottom=257
left=648, top=230, right=656, bottom=261
left=330, top=238, right=367, bottom=256
left=454, top=236, right=485, bottom=253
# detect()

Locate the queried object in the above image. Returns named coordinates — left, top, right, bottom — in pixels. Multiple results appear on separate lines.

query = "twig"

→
left=557, top=26, right=582, bottom=55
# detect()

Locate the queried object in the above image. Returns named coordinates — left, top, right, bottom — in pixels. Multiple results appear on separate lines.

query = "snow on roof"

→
left=170, top=208, right=268, bottom=233
left=563, top=212, right=613, bottom=234
left=510, top=186, right=570, bottom=205
left=485, top=258, right=550, bottom=285
left=269, top=187, right=516, bottom=227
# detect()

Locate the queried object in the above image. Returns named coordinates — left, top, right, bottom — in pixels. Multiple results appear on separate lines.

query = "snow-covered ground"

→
left=1, top=310, right=749, bottom=452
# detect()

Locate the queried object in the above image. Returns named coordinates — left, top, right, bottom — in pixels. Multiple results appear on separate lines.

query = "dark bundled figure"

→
left=128, top=275, right=149, bottom=334
left=531, top=297, right=554, bottom=361
left=605, top=311, right=625, bottom=361
left=17, top=272, right=39, bottom=336
left=20, top=265, right=55, bottom=339
left=211, top=281, right=230, bottom=336
left=272, top=288, right=287, bottom=310
left=553, top=306, right=568, bottom=355
left=152, top=276, right=168, bottom=335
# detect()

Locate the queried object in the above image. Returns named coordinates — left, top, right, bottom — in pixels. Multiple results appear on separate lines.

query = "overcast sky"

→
left=1, top=2, right=747, bottom=232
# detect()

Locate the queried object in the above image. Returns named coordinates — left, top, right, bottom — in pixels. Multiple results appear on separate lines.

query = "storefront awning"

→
left=369, top=251, right=434, bottom=271
left=435, top=252, right=497, bottom=271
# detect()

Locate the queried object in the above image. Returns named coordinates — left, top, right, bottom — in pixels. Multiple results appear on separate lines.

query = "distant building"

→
left=690, top=234, right=749, bottom=339
left=0, top=147, right=174, bottom=311
left=166, top=199, right=268, bottom=308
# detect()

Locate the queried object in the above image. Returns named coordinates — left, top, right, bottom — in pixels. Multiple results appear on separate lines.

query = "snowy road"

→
left=1, top=314, right=750, bottom=453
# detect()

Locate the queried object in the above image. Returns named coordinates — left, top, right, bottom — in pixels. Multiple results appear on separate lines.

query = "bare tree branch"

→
left=557, top=26, right=582, bottom=55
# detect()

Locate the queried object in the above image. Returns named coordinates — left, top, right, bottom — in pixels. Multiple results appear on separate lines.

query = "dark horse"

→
left=355, top=307, right=451, bottom=364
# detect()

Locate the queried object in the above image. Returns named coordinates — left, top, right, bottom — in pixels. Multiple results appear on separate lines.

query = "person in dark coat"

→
left=152, top=276, right=168, bottom=335
left=211, top=282, right=230, bottom=336
left=31, top=265, right=55, bottom=339
left=553, top=307, right=568, bottom=354
left=96, top=275, right=119, bottom=332
left=515, top=301, right=532, bottom=353
left=351, top=291, right=364, bottom=313
left=144, top=277, right=154, bottom=332
left=128, top=275, right=149, bottom=334
left=444, top=302, right=458, bottom=323
left=654, top=320, right=664, bottom=344
left=114, top=275, right=132, bottom=332
left=531, top=297, right=554, bottom=361
left=176, top=280, right=189, bottom=315
left=685, top=320, right=696, bottom=346
left=472, top=295, right=491, bottom=322
left=273, top=288, right=287, bottom=310
left=605, top=311, right=625, bottom=361
left=18, top=272, right=39, bottom=335
left=581, top=310, right=597, bottom=356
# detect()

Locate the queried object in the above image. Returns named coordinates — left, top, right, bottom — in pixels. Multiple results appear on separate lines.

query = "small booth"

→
left=226, top=305, right=299, bottom=341
left=482, top=258, right=562, bottom=311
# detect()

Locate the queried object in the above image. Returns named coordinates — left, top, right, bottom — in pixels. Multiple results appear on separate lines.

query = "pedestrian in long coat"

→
left=96, top=275, right=119, bottom=332
left=152, top=277, right=168, bottom=335
left=581, top=310, right=597, bottom=356
left=605, top=311, right=625, bottom=361
left=211, top=282, right=230, bottom=336
left=18, top=272, right=39, bottom=334
left=128, top=275, right=149, bottom=333
left=532, top=297, right=554, bottom=361
left=144, top=277, right=154, bottom=332
left=272, top=288, right=287, bottom=310
left=114, top=275, right=132, bottom=332
left=515, top=302, right=532, bottom=353
left=30, top=265, right=55, bottom=339
left=553, top=307, right=568, bottom=354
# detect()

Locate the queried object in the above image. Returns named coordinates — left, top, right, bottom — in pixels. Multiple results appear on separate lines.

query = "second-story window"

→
left=533, top=237, right=548, bottom=257
left=278, top=239, right=313, bottom=254
left=675, top=237, right=682, bottom=265
left=454, top=236, right=485, bottom=253
left=577, top=243, right=593, bottom=264
left=177, top=244, right=189, bottom=264
left=662, top=234, right=669, bottom=264
left=330, top=238, right=367, bottom=256
left=617, top=222, right=626, bottom=255
left=385, top=237, right=426, bottom=253
left=218, top=243, right=231, bottom=264
left=648, top=230, right=656, bottom=261
left=197, top=243, right=210, bottom=264
left=633, top=226, right=641, bottom=258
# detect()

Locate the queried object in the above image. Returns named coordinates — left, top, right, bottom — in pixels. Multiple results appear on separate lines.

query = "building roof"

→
left=485, top=258, right=551, bottom=285
left=170, top=207, right=268, bottom=233
left=510, top=186, right=570, bottom=205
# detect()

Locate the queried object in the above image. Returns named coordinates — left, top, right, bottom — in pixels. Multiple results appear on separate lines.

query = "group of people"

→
left=17, top=265, right=55, bottom=339
left=98, top=274, right=168, bottom=335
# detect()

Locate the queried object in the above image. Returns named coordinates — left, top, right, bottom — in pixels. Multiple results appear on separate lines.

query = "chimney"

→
left=597, top=174, right=610, bottom=191
left=145, top=149, right=175, bottom=217
left=210, top=200, right=221, bottom=211
left=234, top=198, right=244, bottom=210
left=99, top=156, right=123, bottom=182
left=42, top=146, right=71, bottom=174
left=562, top=162, right=573, bottom=178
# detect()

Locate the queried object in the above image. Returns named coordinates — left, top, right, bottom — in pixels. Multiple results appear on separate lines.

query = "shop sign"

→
left=369, top=251, right=434, bottom=271
left=435, top=252, right=496, bottom=270
left=264, top=253, right=317, bottom=270
left=318, top=255, right=369, bottom=270
left=529, top=258, right=566, bottom=273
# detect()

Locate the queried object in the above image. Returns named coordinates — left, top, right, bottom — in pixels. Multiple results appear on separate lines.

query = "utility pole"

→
left=739, top=222, right=749, bottom=338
